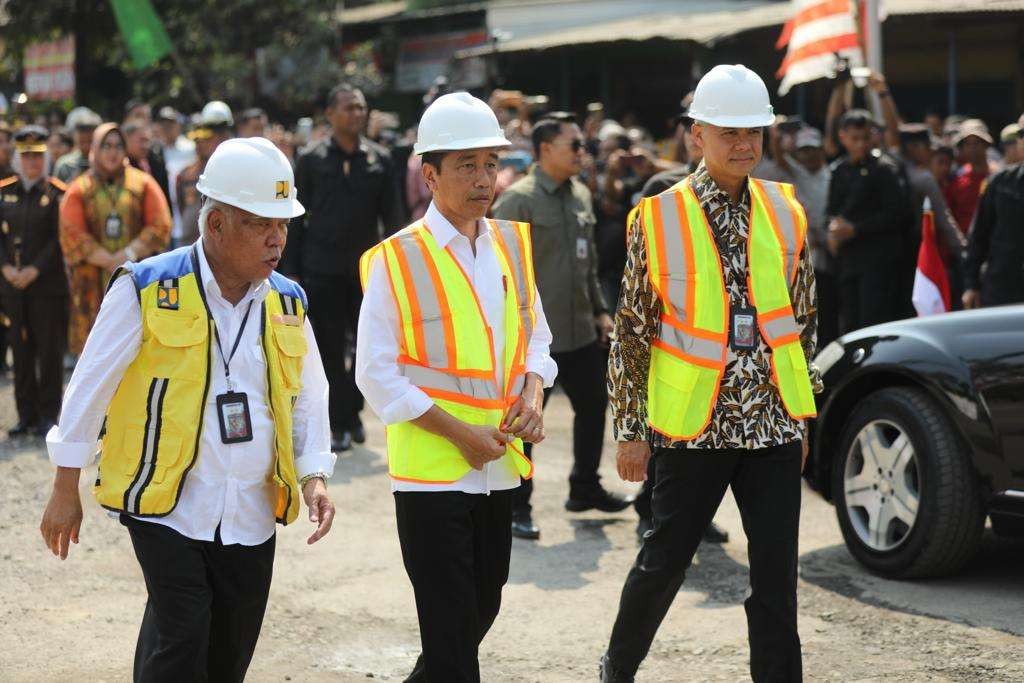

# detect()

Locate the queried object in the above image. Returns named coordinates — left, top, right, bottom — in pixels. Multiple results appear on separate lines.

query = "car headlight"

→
left=814, top=341, right=845, bottom=376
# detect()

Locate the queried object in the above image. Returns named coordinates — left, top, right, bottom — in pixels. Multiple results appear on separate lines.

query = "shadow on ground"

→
left=800, top=531, right=1024, bottom=636
left=329, top=445, right=389, bottom=485
left=509, top=517, right=620, bottom=590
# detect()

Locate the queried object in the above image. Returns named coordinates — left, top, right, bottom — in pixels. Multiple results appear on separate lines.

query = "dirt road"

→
left=1, top=386, right=1022, bottom=682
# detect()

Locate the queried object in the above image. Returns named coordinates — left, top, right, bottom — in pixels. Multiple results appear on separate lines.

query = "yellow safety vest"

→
left=93, top=244, right=309, bottom=524
left=359, top=219, right=536, bottom=483
left=639, top=176, right=816, bottom=441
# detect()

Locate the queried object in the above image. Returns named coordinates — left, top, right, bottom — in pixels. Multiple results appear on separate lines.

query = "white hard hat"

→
left=687, top=64, right=775, bottom=128
left=200, top=100, right=234, bottom=127
left=196, top=137, right=303, bottom=219
left=413, top=91, right=511, bottom=155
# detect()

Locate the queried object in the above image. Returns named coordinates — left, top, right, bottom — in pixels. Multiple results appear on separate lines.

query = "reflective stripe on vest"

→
left=360, top=220, right=535, bottom=483
left=641, top=177, right=816, bottom=440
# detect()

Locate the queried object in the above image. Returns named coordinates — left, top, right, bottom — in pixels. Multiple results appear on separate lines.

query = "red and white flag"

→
left=912, top=197, right=951, bottom=317
left=776, top=0, right=865, bottom=95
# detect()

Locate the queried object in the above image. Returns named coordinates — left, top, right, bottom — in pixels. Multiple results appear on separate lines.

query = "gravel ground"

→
left=1, top=379, right=1022, bottom=682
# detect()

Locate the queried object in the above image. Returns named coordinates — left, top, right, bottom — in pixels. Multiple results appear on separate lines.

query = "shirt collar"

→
left=21, top=176, right=42, bottom=193
left=423, top=201, right=491, bottom=248
left=532, top=165, right=564, bottom=194
left=196, top=238, right=270, bottom=306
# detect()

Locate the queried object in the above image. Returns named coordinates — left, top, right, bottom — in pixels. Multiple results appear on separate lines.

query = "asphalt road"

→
left=1, top=382, right=1022, bottom=681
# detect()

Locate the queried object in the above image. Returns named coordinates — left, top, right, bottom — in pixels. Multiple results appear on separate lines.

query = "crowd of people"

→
left=1, top=71, right=1021, bottom=483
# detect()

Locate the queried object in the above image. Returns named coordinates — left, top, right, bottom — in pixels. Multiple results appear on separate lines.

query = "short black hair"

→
left=421, top=151, right=446, bottom=174
left=532, top=118, right=569, bottom=158
left=325, top=83, right=361, bottom=110
left=838, top=109, right=875, bottom=131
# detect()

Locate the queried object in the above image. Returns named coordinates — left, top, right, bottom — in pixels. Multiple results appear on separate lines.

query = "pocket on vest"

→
left=146, top=309, right=208, bottom=379
left=271, top=323, right=307, bottom=390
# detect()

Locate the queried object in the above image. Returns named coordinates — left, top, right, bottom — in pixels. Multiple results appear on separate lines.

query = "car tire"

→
left=832, top=387, right=985, bottom=579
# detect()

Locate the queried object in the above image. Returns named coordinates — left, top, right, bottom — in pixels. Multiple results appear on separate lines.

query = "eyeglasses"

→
left=100, top=142, right=125, bottom=152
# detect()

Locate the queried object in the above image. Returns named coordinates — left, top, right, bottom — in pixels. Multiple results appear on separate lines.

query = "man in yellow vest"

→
left=355, top=92, right=557, bottom=682
left=39, top=137, right=337, bottom=681
left=600, top=65, right=822, bottom=682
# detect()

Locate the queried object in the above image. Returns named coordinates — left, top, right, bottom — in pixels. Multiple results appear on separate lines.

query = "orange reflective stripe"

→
left=650, top=197, right=672, bottom=307
left=660, top=313, right=727, bottom=342
left=390, top=238, right=427, bottom=361
left=684, top=178, right=730, bottom=337
left=396, top=355, right=494, bottom=380
left=780, top=184, right=807, bottom=283
left=751, top=179, right=790, bottom=282
left=760, top=305, right=791, bottom=322
left=381, top=247, right=409, bottom=357
left=411, top=231, right=459, bottom=368
left=420, top=387, right=508, bottom=410
left=672, top=189, right=698, bottom=317
left=653, top=338, right=724, bottom=370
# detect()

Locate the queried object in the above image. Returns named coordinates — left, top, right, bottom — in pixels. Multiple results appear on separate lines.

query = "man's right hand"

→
left=616, top=441, right=652, bottom=482
left=962, top=288, right=982, bottom=309
left=454, top=423, right=508, bottom=471
left=1, top=264, right=18, bottom=284
left=40, top=468, right=84, bottom=560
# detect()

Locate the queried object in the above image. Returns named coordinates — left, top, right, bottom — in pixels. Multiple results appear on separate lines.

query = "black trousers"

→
left=838, top=266, right=901, bottom=334
left=607, top=443, right=803, bottom=683
left=3, top=295, right=66, bottom=425
left=514, top=341, right=608, bottom=514
left=122, top=516, right=275, bottom=683
left=395, top=490, right=513, bottom=683
left=305, top=273, right=364, bottom=433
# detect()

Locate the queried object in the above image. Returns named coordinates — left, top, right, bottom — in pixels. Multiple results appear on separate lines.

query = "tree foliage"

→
left=1, top=0, right=345, bottom=118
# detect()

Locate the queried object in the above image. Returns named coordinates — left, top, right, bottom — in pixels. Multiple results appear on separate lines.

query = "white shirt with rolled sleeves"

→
left=356, top=201, right=557, bottom=494
left=46, top=240, right=336, bottom=546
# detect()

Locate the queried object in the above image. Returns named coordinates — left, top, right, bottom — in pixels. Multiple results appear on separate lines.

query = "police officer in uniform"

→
left=0, top=126, right=69, bottom=436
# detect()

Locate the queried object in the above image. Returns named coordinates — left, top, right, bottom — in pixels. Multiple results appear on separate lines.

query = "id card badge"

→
left=105, top=212, right=123, bottom=240
left=576, top=237, right=589, bottom=260
left=216, top=391, right=254, bottom=444
left=730, top=304, right=758, bottom=352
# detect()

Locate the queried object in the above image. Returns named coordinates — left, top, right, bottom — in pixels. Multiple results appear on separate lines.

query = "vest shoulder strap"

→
left=268, top=271, right=308, bottom=312
left=749, top=178, right=808, bottom=283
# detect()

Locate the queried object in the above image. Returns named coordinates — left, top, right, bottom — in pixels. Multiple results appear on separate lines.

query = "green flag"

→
left=109, top=0, right=173, bottom=69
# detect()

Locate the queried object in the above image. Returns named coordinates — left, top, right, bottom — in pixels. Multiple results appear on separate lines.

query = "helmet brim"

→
left=200, top=189, right=305, bottom=219
left=689, top=113, right=775, bottom=129
left=414, top=135, right=512, bottom=156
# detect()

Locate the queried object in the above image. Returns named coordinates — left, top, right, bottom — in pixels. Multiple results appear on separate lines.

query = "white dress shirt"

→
left=356, top=202, right=557, bottom=494
left=47, top=241, right=335, bottom=546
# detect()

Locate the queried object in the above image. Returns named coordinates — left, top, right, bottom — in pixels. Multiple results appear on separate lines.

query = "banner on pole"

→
left=24, top=36, right=76, bottom=101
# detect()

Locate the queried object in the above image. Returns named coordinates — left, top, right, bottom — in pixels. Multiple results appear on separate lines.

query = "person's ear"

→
left=422, top=161, right=439, bottom=193
left=208, top=208, right=225, bottom=234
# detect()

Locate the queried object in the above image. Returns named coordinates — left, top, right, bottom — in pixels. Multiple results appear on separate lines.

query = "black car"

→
left=807, top=305, right=1024, bottom=578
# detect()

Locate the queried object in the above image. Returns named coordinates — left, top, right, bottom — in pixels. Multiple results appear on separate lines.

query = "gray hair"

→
left=197, top=197, right=230, bottom=235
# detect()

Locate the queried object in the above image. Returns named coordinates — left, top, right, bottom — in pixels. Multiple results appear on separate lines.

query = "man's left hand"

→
left=595, top=312, right=614, bottom=344
left=301, top=477, right=335, bottom=545
left=501, top=373, right=545, bottom=444
left=14, top=266, right=39, bottom=289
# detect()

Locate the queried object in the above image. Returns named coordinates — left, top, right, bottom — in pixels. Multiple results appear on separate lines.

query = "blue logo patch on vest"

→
left=157, top=278, right=180, bottom=310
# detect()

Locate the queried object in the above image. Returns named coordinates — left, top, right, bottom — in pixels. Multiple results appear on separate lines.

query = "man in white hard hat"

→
left=176, top=100, right=235, bottom=246
left=600, top=64, right=820, bottom=682
left=355, top=92, right=557, bottom=681
left=39, top=136, right=337, bottom=681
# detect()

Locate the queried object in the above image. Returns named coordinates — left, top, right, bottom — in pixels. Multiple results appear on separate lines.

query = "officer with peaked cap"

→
left=40, top=137, right=337, bottom=681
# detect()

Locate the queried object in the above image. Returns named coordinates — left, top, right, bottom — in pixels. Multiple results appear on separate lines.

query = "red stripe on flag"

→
left=915, top=210, right=951, bottom=314
left=777, top=33, right=860, bottom=76
left=776, top=18, right=794, bottom=49
left=795, top=0, right=853, bottom=26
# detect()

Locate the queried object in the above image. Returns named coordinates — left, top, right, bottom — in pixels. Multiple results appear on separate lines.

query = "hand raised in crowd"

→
left=501, top=373, right=545, bottom=444
left=455, top=423, right=509, bottom=470
left=301, top=477, right=336, bottom=545
left=616, top=441, right=652, bottom=482
left=867, top=71, right=888, bottom=94
left=595, top=312, right=614, bottom=344
left=40, top=467, right=84, bottom=560
left=827, top=217, right=856, bottom=256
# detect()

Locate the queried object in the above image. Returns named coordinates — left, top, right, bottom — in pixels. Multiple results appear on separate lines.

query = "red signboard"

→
left=24, top=36, right=76, bottom=101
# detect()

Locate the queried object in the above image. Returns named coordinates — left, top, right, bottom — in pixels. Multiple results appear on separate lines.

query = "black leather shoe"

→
left=566, top=489, right=634, bottom=513
left=635, top=516, right=653, bottom=543
left=600, top=654, right=634, bottom=682
left=703, top=520, right=729, bottom=544
left=8, top=419, right=36, bottom=437
left=511, top=512, right=540, bottom=540
left=352, top=422, right=366, bottom=444
left=331, top=431, right=352, bottom=452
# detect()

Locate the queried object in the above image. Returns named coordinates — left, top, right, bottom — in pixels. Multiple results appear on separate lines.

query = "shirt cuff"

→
left=525, top=355, right=558, bottom=389
left=46, top=426, right=100, bottom=468
left=613, top=417, right=649, bottom=442
left=294, top=449, right=338, bottom=481
left=379, top=388, right=434, bottom=426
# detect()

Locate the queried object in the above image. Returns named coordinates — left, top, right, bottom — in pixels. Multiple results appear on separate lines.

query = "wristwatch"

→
left=300, top=472, right=329, bottom=487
